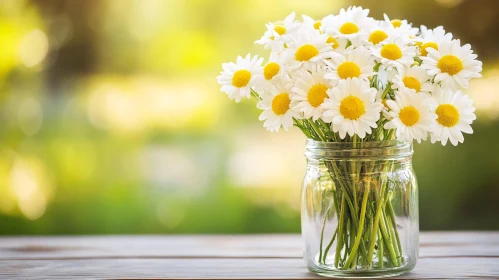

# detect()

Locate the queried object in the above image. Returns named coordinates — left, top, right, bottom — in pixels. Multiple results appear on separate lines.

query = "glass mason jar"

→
left=301, top=140, right=418, bottom=278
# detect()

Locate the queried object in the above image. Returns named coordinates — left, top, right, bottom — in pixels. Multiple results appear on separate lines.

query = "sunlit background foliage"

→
left=0, top=0, right=498, bottom=234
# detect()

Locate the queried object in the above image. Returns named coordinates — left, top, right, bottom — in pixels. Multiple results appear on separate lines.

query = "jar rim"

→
left=305, top=139, right=413, bottom=160
left=306, top=139, right=408, bottom=149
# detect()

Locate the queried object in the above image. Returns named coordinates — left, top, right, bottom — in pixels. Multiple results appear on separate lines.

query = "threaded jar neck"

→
left=305, top=139, right=413, bottom=160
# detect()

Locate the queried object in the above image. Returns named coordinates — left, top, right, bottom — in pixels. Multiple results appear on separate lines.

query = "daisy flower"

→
left=366, top=24, right=390, bottom=46
left=255, top=12, right=299, bottom=51
left=324, top=6, right=374, bottom=44
left=291, top=65, right=333, bottom=121
left=320, top=14, right=337, bottom=33
left=421, top=39, right=482, bottom=90
left=430, top=89, right=476, bottom=146
left=382, top=14, right=418, bottom=41
left=384, top=90, right=436, bottom=143
left=302, top=15, right=325, bottom=32
left=324, top=46, right=375, bottom=85
left=322, top=78, right=383, bottom=139
left=260, top=52, right=285, bottom=89
left=372, top=37, right=417, bottom=71
left=324, top=35, right=349, bottom=54
left=392, top=65, right=433, bottom=94
left=417, top=26, right=453, bottom=56
left=257, top=75, right=300, bottom=132
left=217, top=54, right=264, bottom=102
left=280, top=29, right=333, bottom=69
left=365, top=21, right=401, bottom=46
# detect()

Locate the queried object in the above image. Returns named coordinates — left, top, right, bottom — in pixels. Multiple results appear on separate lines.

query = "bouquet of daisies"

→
left=217, top=6, right=482, bottom=271
left=217, top=6, right=481, bottom=145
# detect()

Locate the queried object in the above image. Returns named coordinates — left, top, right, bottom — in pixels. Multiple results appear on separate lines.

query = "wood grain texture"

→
left=0, top=232, right=497, bottom=279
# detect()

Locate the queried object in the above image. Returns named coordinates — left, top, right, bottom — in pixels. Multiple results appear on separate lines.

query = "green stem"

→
left=345, top=217, right=352, bottom=266
left=360, top=214, right=373, bottom=268
left=292, top=119, right=312, bottom=139
left=324, top=162, right=370, bottom=267
left=319, top=214, right=327, bottom=264
left=366, top=172, right=387, bottom=267
left=379, top=210, right=399, bottom=267
left=351, top=137, right=359, bottom=217
left=250, top=88, right=262, bottom=101
left=385, top=204, right=401, bottom=262
left=387, top=200, right=403, bottom=257
left=335, top=195, right=346, bottom=268
left=350, top=219, right=358, bottom=269
left=378, top=228, right=384, bottom=268
left=380, top=83, right=392, bottom=100
left=332, top=188, right=341, bottom=220
left=330, top=163, right=357, bottom=225
left=318, top=119, right=336, bottom=141
left=322, top=227, right=338, bottom=264
left=309, top=119, right=327, bottom=142
left=342, top=182, right=371, bottom=269
left=321, top=184, right=342, bottom=263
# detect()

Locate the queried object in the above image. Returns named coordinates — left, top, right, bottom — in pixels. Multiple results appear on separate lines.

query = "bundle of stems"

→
left=301, top=121, right=404, bottom=269
left=318, top=157, right=403, bottom=269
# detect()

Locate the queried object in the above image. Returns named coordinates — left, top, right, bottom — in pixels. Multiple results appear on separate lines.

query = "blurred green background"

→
left=0, top=0, right=498, bottom=235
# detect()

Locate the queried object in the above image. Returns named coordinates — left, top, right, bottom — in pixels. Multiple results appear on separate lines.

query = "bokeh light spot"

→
left=19, top=29, right=49, bottom=68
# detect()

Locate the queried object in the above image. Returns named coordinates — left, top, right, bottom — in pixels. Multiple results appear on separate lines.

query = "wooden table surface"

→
left=0, top=232, right=498, bottom=279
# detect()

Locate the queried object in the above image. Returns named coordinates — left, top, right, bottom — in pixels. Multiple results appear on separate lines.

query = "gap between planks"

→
left=1, top=255, right=498, bottom=261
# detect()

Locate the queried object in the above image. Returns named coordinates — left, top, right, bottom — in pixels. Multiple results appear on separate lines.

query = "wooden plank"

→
left=0, top=232, right=498, bottom=259
left=0, top=258, right=498, bottom=279
left=0, top=233, right=497, bottom=279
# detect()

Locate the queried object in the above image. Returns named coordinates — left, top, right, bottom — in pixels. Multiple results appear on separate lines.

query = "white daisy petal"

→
left=255, top=12, right=300, bottom=52
left=280, top=29, right=334, bottom=69
left=421, top=39, right=482, bottom=90
left=384, top=90, right=436, bottom=143
left=291, top=65, right=333, bottom=121
left=429, top=89, right=476, bottom=146
left=217, top=54, right=264, bottom=102
left=257, top=75, right=300, bottom=132
left=324, top=6, right=375, bottom=44
left=322, top=78, right=382, bottom=139
left=372, top=37, right=416, bottom=72
left=324, top=46, right=375, bottom=85
left=392, top=65, right=432, bottom=95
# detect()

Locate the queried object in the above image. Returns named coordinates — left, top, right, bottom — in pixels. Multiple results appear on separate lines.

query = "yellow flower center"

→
left=391, top=19, right=402, bottom=28
left=295, top=44, right=319, bottom=62
left=263, top=62, right=280, bottom=80
left=402, top=76, right=421, bottom=92
left=368, top=30, right=388, bottom=45
left=307, top=84, right=328, bottom=107
left=327, top=36, right=339, bottom=49
left=339, top=22, right=359, bottom=34
left=271, top=93, right=291, bottom=115
left=314, top=21, right=322, bottom=30
left=232, top=70, right=252, bottom=88
left=380, top=43, right=402, bottom=60
left=337, top=62, right=361, bottom=79
left=273, top=25, right=286, bottom=35
left=437, top=55, right=463, bottom=76
left=420, top=42, right=438, bottom=56
left=436, top=104, right=460, bottom=127
left=340, top=96, right=365, bottom=120
left=399, top=106, right=420, bottom=126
